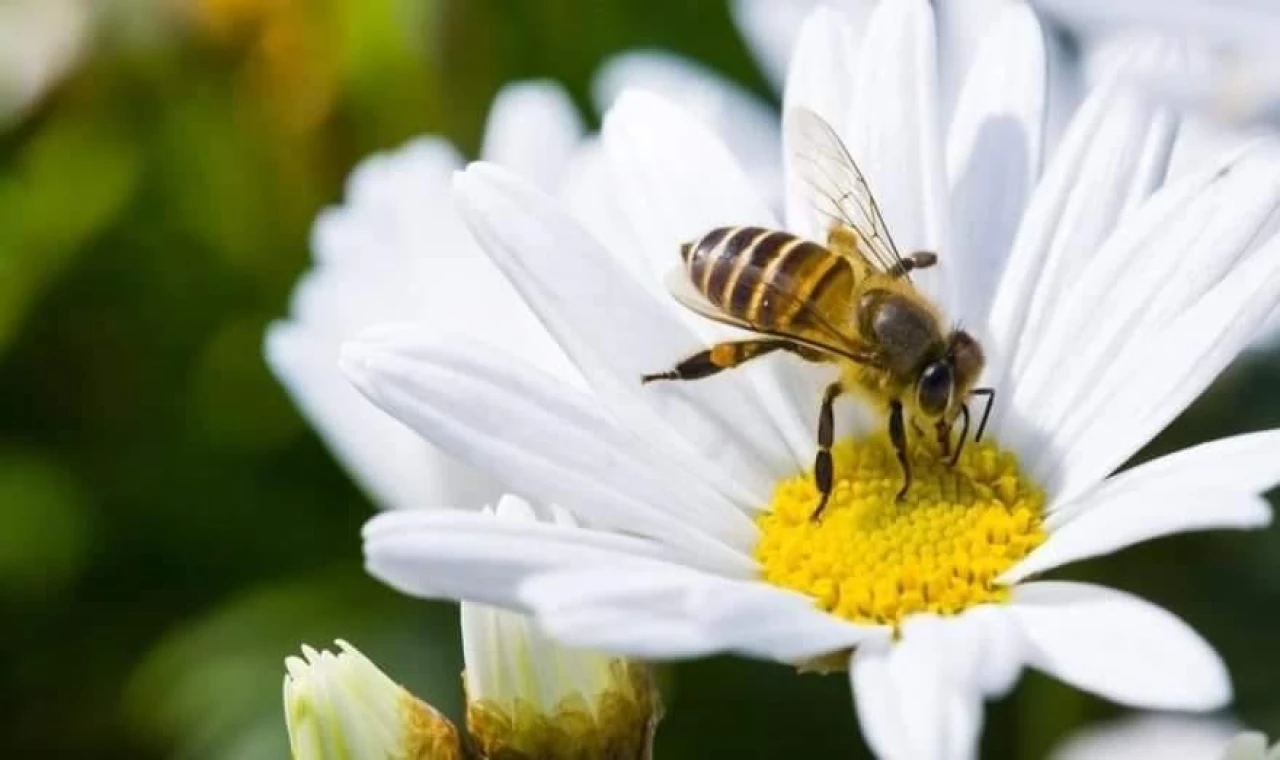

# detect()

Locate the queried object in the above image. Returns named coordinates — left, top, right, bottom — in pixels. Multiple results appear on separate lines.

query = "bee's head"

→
left=915, top=330, right=985, bottom=420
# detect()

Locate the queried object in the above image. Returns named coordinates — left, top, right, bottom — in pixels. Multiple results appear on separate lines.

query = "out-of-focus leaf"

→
left=0, top=448, right=91, bottom=596
left=124, top=568, right=463, bottom=760
left=0, top=114, right=139, bottom=352
left=329, top=0, right=440, bottom=147
left=188, top=316, right=303, bottom=452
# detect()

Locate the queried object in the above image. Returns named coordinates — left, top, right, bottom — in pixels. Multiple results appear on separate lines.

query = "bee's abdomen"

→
left=683, top=226, right=846, bottom=328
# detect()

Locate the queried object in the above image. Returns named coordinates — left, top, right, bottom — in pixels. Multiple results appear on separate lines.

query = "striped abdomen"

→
left=681, top=225, right=853, bottom=330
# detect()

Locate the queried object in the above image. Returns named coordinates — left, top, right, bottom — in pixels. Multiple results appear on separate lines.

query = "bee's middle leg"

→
left=889, top=400, right=912, bottom=502
left=641, top=339, right=793, bottom=383
left=810, top=381, right=845, bottom=522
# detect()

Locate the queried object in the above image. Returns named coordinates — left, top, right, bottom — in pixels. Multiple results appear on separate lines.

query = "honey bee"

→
left=642, top=108, right=994, bottom=519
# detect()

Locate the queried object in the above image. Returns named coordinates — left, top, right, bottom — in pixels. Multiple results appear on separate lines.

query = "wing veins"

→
left=786, top=108, right=910, bottom=280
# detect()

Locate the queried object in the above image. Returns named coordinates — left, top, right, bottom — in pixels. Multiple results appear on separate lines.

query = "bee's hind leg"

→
left=641, top=339, right=793, bottom=383
left=810, top=381, right=845, bottom=522
left=889, top=400, right=912, bottom=502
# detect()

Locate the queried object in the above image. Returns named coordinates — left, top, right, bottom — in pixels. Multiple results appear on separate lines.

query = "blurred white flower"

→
left=1034, top=0, right=1280, bottom=128
left=1050, top=714, right=1280, bottom=760
left=283, top=640, right=463, bottom=760
left=1049, top=714, right=1242, bottom=760
left=1224, top=732, right=1280, bottom=760
left=0, top=0, right=91, bottom=124
left=344, top=1, right=1280, bottom=757
left=456, top=496, right=660, bottom=759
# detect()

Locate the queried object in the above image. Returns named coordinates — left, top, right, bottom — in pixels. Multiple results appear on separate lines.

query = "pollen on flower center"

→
left=754, top=436, right=1046, bottom=628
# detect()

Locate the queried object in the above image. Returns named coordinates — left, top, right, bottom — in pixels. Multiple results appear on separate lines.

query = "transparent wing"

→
left=786, top=107, right=907, bottom=279
left=663, top=268, right=875, bottom=365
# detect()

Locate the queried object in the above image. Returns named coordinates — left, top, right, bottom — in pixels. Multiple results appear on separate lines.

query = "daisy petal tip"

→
left=359, top=510, right=404, bottom=540
left=798, top=4, right=843, bottom=32
left=262, top=320, right=299, bottom=369
left=993, top=568, right=1021, bottom=586
left=605, top=87, right=688, bottom=131
left=337, top=335, right=398, bottom=399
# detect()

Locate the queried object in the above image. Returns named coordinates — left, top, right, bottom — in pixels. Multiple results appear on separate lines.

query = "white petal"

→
left=731, top=0, right=876, bottom=91
left=603, top=89, right=777, bottom=276
left=554, top=137, right=651, bottom=286
left=1032, top=0, right=1280, bottom=52
left=265, top=324, right=496, bottom=510
left=522, top=568, right=888, bottom=663
left=270, top=138, right=555, bottom=510
left=341, top=330, right=758, bottom=571
left=987, top=40, right=1182, bottom=404
left=301, top=137, right=581, bottom=384
left=1002, top=488, right=1271, bottom=584
left=1008, top=143, right=1280, bottom=476
left=455, top=159, right=795, bottom=502
left=934, top=0, right=1016, bottom=123
left=1168, top=112, right=1265, bottom=182
left=601, top=90, right=816, bottom=465
left=847, top=0, right=950, bottom=310
left=591, top=51, right=782, bottom=212
left=1048, top=232, right=1280, bottom=500
left=850, top=616, right=982, bottom=760
left=1048, top=713, right=1242, bottom=760
left=1041, top=16, right=1083, bottom=164
left=1010, top=581, right=1231, bottom=711
left=363, top=506, right=695, bottom=610
left=1050, top=429, right=1280, bottom=527
left=967, top=606, right=1026, bottom=698
left=480, top=80, right=584, bottom=191
left=782, top=5, right=860, bottom=240
left=1137, top=49, right=1280, bottom=129
left=945, top=3, right=1046, bottom=325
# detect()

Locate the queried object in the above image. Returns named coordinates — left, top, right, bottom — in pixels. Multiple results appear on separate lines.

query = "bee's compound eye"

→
left=917, top=361, right=953, bottom=418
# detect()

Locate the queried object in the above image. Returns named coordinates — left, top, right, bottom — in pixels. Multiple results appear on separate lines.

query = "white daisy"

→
left=283, top=640, right=463, bottom=759
left=1225, top=733, right=1280, bottom=760
left=344, top=1, right=1280, bottom=757
left=1048, top=714, right=1243, bottom=760
left=0, top=0, right=90, bottom=125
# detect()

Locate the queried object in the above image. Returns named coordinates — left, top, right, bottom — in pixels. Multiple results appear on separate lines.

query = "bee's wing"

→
left=663, top=268, right=874, bottom=365
left=786, top=107, right=909, bottom=280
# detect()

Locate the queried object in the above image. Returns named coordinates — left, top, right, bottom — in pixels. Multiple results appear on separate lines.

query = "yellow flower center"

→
left=755, top=436, right=1046, bottom=628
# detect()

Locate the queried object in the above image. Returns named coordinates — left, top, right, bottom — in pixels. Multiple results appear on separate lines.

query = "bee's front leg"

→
left=935, top=418, right=952, bottom=460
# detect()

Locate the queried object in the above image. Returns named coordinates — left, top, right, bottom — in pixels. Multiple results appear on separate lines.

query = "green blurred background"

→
left=0, top=1, right=1276, bottom=758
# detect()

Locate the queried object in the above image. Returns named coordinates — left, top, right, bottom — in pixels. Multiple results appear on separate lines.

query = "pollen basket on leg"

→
left=754, top=437, right=1046, bottom=627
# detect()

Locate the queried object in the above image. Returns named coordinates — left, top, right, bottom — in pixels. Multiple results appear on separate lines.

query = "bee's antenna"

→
left=971, top=387, right=996, bottom=442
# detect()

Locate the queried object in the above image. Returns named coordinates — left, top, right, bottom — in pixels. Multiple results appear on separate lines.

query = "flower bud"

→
left=462, top=603, right=660, bottom=760
left=283, top=640, right=462, bottom=760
